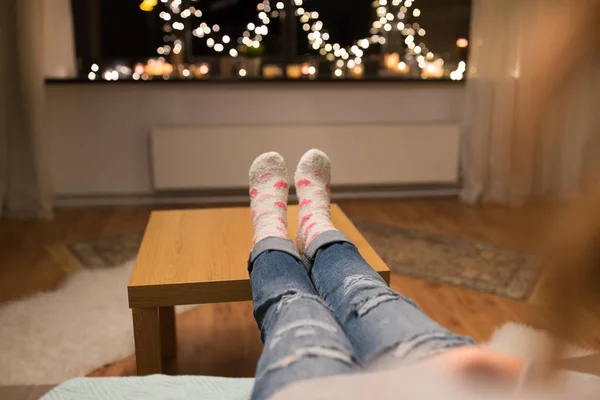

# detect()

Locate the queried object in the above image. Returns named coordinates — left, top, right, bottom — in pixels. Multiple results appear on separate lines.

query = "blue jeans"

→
left=248, top=231, right=475, bottom=400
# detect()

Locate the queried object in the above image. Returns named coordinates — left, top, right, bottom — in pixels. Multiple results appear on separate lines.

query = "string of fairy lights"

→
left=157, top=0, right=278, bottom=59
left=294, top=0, right=441, bottom=78
left=88, top=0, right=467, bottom=81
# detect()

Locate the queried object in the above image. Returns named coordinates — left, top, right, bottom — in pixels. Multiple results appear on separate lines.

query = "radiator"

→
left=150, top=124, right=460, bottom=190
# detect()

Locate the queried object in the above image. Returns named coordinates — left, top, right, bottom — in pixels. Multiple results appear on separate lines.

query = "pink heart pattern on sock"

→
left=294, top=149, right=338, bottom=252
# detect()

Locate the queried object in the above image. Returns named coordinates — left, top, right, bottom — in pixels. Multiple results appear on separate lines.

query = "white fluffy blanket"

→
left=486, top=322, right=598, bottom=380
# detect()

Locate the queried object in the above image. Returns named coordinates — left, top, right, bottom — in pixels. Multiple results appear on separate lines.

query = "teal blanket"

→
left=42, top=375, right=254, bottom=400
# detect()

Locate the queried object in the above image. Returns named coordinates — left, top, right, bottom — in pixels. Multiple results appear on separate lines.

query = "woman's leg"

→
left=308, top=239, right=474, bottom=366
left=249, top=241, right=359, bottom=400
left=294, top=150, right=475, bottom=367
left=247, top=153, right=359, bottom=400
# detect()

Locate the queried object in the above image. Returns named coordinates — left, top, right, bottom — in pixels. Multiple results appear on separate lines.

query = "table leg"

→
left=159, top=306, right=177, bottom=373
left=132, top=308, right=162, bottom=375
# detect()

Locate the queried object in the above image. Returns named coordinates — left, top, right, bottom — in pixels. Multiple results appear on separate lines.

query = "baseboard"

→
left=54, top=184, right=460, bottom=208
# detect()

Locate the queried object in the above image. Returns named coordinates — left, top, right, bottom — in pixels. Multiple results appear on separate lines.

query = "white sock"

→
left=294, top=149, right=337, bottom=252
left=249, top=152, right=290, bottom=246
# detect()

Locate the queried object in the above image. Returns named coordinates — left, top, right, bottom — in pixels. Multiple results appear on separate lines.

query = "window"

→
left=70, top=0, right=471, bottom=82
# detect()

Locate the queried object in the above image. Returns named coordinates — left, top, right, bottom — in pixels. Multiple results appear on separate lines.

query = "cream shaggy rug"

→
left=0, top=261, right=194, bottom=385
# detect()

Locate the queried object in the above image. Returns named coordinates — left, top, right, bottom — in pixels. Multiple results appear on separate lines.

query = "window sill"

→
left=45, top=77, right=466, bottom=85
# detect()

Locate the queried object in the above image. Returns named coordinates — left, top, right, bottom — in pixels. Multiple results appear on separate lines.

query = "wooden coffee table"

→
left=128, top=204, right=390, bottom=375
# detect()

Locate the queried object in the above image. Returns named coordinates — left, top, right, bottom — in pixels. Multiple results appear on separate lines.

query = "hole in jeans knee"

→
left=257, top=346, right=357, bottom=379
left=268, top=335, right=283, bottom=350
left=275, top=292, right=328, bottom=313
left=343, top=274, right=386, bottom=295
left=274, top=318, right=338, bottom=336
left=267, top=319, right=338, bottom=349
left=255, top=289, right=297, bottom=322
left=366, top=332, right=473, bottom=370
left=393, top=332, right=472, bottom=359
left=294, top=328, right=317, bottom=337
left=353, top=293, right=400, bottom=317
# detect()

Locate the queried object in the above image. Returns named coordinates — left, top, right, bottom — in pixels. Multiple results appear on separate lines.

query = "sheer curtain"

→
left=460, top=0, right=600, bottom=206
left=0, top=0, right=75, bottom=219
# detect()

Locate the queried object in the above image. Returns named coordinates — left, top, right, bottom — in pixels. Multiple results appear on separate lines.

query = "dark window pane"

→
left=69, top=0, right=471, bottom=81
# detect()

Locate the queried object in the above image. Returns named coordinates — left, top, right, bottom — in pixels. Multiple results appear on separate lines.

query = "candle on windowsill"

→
left=381, top=53, right=410, bottom=76
left=301, top=63, right=310, bottom=76
left=300, top=63, right=317, bottom=79
left=384, top=53, right=400, bottom=71
left=349, top=64, right=364, bottom=79
left=263, top=64, right=283, bottom=79
left=298, top=63, right=317, bottom=79
left=144, top=59, right=174, bottom=76
left=421, top=62, right=444, bottom=79
left=286, top=64, right=302, bottom=79
left=162, top=63, right=174, bottom=76
left=192, top=63, right=210, bottom=78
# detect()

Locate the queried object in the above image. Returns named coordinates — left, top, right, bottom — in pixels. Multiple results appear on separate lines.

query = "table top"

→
left=128, top=204, right=390, bottom=308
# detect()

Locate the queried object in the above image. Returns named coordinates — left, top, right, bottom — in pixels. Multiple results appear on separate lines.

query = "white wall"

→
left=46, top=83, right=465, bottom=197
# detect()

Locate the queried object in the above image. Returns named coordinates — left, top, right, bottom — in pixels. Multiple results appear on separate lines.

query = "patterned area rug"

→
left=68, top=234, right=143, bottom=269
left=353, top=221, right=540, bottom=300
left=47, top=225, right=540, bottom=301
left=46, top=234, right=143, bottom=273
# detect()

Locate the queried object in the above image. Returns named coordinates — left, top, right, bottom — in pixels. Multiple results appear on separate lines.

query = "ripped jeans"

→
left=248, top=231, right=475, bottom=400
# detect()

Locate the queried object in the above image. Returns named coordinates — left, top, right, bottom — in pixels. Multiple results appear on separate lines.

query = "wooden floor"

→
left=1, top=198, right=599, bottom=378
